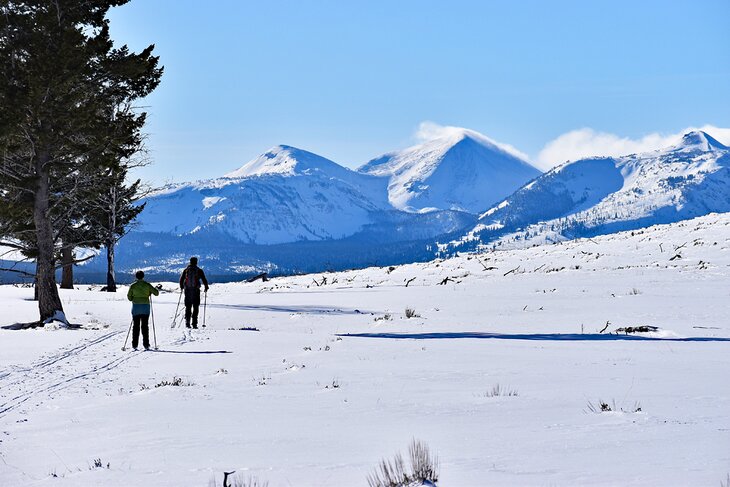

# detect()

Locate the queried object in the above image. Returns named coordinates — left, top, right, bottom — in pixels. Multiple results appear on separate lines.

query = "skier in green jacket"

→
left=127, top=270, right=159, bottom=350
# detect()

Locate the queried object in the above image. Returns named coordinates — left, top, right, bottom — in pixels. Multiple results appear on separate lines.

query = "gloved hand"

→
left=204, top=286, right=209, bottom=293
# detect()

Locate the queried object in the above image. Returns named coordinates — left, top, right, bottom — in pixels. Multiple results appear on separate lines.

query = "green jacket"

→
left=127, top=280, right=160, bottom=304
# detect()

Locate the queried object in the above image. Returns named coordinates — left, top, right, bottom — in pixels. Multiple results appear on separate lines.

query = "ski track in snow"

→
left=0, top=331, right=130, bottom=417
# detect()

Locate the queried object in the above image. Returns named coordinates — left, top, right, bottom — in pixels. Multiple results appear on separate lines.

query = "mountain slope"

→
left=99, top=145, right=476, bottom=277
left=138, top=146, right=392, bottom=245
left=448, top=131, right=730, bottom=251
left=359, top=128, right=542, bottom=213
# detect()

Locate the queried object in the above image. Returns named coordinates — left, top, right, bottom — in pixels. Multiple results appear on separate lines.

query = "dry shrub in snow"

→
left=404, top=308, right=419, bottom=319
left=154, top=376, right=193, bottom=388
left=209, top=472, right=268, bottom=487
left=585, top=399, right=642, bottom=413
left=484, top=384, right=518, bottom=397
left=90, top=458, right=109, bottom=469
left=367, top=439, right=438, bottom=487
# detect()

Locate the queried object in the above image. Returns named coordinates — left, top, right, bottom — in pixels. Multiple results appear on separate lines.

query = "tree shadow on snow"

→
left=208, top=303, right=372, bottom=315
left=337, top=332, right=730, bottom=342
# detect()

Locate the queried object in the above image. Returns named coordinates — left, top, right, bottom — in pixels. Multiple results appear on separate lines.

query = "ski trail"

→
left=0, top=331, right=121, bottom=377
left=0, top=352, right=140, bottom=417
left=0, top=330, right=138, bottom=419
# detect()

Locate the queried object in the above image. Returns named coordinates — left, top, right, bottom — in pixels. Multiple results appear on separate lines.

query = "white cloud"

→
left=415, top=121, right=531, bottom=162
left=536, top=125, right=730, bottom=170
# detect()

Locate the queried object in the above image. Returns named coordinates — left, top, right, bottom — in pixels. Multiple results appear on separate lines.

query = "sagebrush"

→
left=367, top=439, right=438, bottom=487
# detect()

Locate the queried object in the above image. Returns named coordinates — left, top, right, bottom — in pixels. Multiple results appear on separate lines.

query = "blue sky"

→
left=109, top=0, right=730, bottom=184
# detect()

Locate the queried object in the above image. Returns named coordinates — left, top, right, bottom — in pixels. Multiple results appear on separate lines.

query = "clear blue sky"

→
left=109, top=0, right=730, bottom=185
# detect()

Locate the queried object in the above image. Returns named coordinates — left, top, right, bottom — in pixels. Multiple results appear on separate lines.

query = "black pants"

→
left=184, top=288, right=201, bottom=327
left=132, top=314, right=150, bottom=349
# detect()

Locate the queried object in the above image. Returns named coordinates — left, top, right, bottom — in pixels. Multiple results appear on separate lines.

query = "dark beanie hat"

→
left=135, top=270, right=144, bottom=279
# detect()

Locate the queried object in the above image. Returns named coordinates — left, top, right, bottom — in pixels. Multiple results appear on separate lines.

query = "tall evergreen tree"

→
left=0, top=0, right=162, bottom=322
left=88, top=165, right=146, bottom=292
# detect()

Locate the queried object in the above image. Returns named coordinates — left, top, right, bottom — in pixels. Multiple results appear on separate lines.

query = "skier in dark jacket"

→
left=127, top=270, right=159, bottom=350
left=179, top=257, right=209, bottom=329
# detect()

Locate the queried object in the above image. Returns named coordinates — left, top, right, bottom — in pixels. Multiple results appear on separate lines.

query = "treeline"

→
left=0, top=1, right=162, bottom=324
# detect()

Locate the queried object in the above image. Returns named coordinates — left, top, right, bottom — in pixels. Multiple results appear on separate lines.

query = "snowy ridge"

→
left=103, top=143, right=479, bottom=277
left=359, top=128, right=541, bottom=213
left=224, top=145, right=361, bottom=182
left=447, top=131, right=730, bottom=252
left=136, top=146, right=392, bottom=245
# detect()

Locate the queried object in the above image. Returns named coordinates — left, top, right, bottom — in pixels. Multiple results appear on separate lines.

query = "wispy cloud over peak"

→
left=414, top=122, right=530, bottom=162
left=536, top=125, right=730, bottom=169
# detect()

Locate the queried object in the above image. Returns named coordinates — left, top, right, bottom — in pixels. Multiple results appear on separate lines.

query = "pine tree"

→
left=88, top=165, right=146, bottom=292
left=0, top=1, right=162, bottom=323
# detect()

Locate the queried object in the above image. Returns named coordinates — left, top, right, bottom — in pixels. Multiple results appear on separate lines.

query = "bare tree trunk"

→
left=33, top=264, right=39, bottom=301
left=60, top=244, right=74, bottom=289
left=105, top=185, right=118, bottom=292
left=105, top=241, right=116, bottom=292
left=33, top=150, right=64, bottom=321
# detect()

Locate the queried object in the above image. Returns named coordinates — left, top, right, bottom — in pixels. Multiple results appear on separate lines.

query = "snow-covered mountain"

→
left=138, top=145, right=392, bottom=245
left=103, top=145, right=476, bottom=277
left=359, top=128, right=542, bottom=213
left=83, top=129, right=730, bottom=280
left=447, top=131, right=730, bottom=252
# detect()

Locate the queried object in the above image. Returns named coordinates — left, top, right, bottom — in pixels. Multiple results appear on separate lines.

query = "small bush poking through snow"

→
left=404, top=308, right=419, bottom=319
left=154, top=376, right=192, bottom=388
left=614, top=325, right=659, bottom=334
left=585, top=399, right=642, bottom=414
left=484, top=384, right=519, bottom=397
left=367, top=439, right=439, bottom=487
left=90, top=458, right=109, bottom=469
left=209, top=472, right=268, bottom=487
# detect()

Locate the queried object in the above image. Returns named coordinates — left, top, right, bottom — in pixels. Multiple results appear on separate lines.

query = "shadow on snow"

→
left=208, top=303, right=372, bottom=315
left=153, top=349, right=232, bottom=354
left=337, top=332, right=730, bottom=342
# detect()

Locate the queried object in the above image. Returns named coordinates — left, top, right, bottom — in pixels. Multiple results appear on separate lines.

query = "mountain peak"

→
left=674, top=131, right=727, bottom=152
left=358, top=127, right=541, bottom=213
left=225, top=145, right=345, bottom=178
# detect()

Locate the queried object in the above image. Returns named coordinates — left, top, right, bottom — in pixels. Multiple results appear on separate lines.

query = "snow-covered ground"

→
left=2, top=213, right=730, bottom=486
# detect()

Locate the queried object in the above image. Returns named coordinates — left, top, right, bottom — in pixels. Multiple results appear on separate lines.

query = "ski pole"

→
left=150, top=296, right=158, bottom=350
left=121, top=317, right=133, bottom=351
left=172, top=288, right=183, bottom=328
left=202, top=290, right=207, bottom=328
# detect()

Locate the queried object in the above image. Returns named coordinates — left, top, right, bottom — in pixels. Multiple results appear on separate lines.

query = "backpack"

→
left=184, top=266, right=198, bottom=289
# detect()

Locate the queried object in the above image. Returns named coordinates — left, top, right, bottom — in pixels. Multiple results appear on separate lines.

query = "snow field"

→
left=1, top=214, right=730, bottom=485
